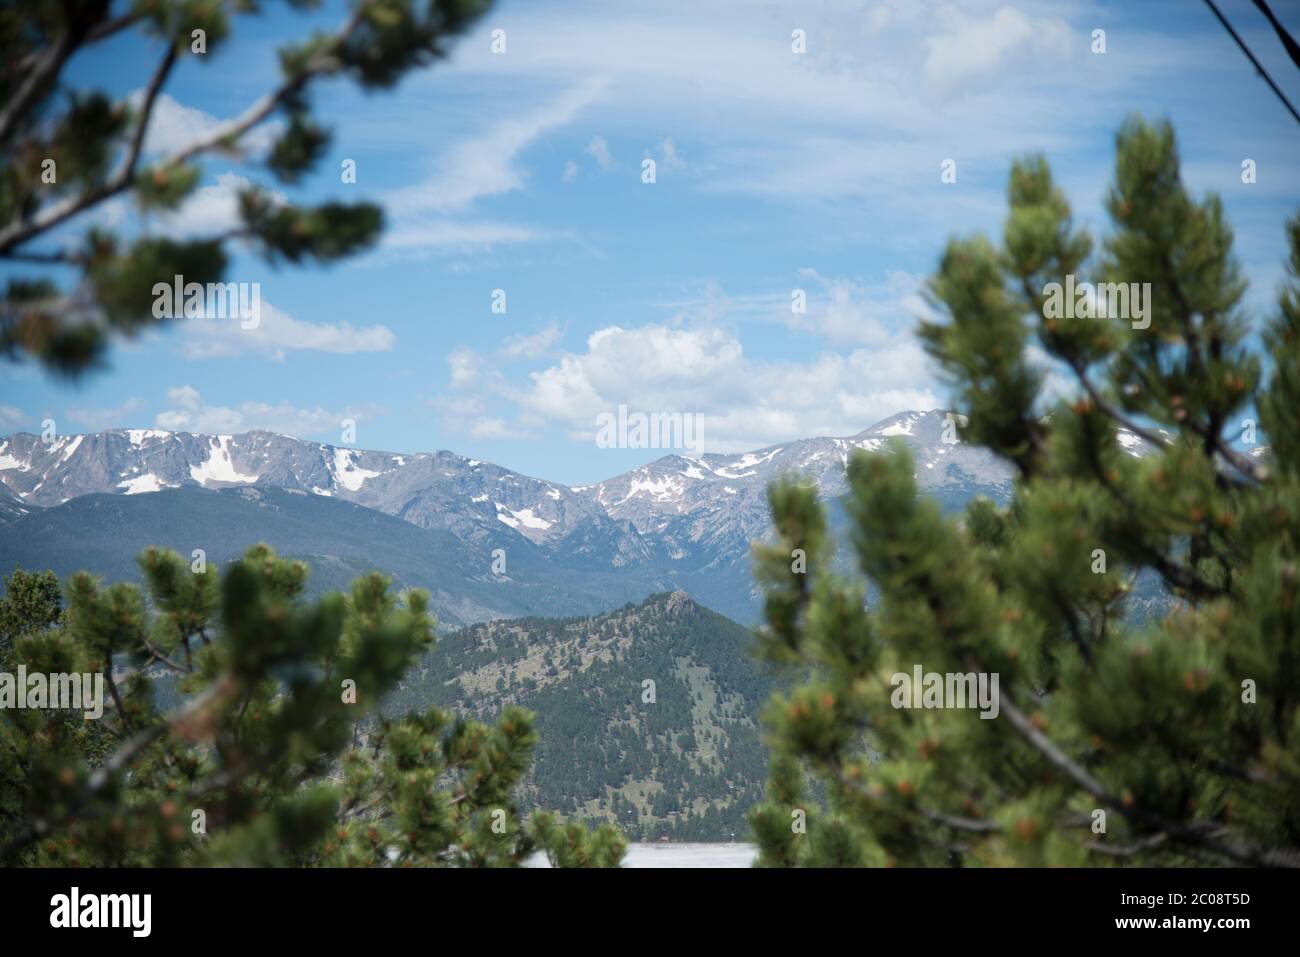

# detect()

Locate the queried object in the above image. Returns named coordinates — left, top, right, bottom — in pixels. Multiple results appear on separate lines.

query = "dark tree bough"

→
left=750, top=118, right=1300, bottom=869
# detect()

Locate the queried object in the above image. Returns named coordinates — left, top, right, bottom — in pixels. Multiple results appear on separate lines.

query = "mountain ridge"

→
left=0, top=410, right=1004, bottom=496
left=0, top=410, right=1161, bottom=622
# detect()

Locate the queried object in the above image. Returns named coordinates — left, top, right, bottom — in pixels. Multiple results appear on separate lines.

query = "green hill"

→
left=386, top=591, right=778, bottom=841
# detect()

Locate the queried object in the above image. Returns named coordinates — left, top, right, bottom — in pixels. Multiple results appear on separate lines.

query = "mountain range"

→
left=0, top=411, right=1027, bottom=623
left=0, top=411, right=1168, bottom=840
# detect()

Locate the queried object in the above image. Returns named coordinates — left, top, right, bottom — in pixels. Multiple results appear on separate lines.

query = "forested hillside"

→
left=386, top=591, right=777, bottom=840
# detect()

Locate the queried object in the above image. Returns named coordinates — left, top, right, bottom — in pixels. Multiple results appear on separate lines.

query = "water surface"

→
left=526, top=842, right=757, bottom=868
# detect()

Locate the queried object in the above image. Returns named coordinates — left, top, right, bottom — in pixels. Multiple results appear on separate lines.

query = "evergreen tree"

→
left=0, top=568, right=62, bottom=660
left=750, top=118, right=1300, bottom=868
left=0, top=546, right=625, bottom=866
left=1, top=0, right=489, bottom=375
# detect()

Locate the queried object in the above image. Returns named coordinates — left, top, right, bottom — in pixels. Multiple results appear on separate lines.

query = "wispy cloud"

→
left=382, top=220, right=564, bottom=253
left=155, top=386, right=383, bottom=439
left=447, top=347, right=481, bottom=387
left=388, top=79, right=606, bottom=214
left=585, top=135, right=612, bottom=171
left=657, top=137, right=684, bottom=170
left=65, top=398, right=146, bottom=431
left=921, top=6, right=1072, bottom=98
left=378, top=80, right=604, bottom=255
left=502, top=322, right=563, bottom=360
left=179, top=300, right=395, bottom=360
left=0, top=405, right=28, bottom=430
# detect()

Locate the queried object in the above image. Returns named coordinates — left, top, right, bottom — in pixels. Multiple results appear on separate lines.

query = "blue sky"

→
left=2, top=0, right=1299, bottom=485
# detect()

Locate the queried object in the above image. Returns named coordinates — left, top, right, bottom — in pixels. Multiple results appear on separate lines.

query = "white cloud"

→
left=429, top=0, right=1138, bottom=215
left=792, top=269, right=928, bottom=345
left=562, top=160, right=579, bottom=183
left=658, top=137, right=683, bottom=170
left=428, top=389, right=532, bottom=442
left=510, top=322, right=939, bottom=452
left=65, top=397, right=146, bottom=431
left=0, top=405, right=27, bottom=430
left=448, top=347, right=480, bottom=387
left=502, top=322, right=563, bottom=360
left=179, top=299, right=395, bottom=360
left=155, top=386, right=382, bottom=439
left=470, top=417, right=531, bottom=440
left=370, top=81, right=604, bottom=257
left=383, top=220, right=561, bottom=253
left=653, top=270, right=932, bottom=348
left=585, top=135, right=612, bottom=171
left=388, top=80, right=605, bottom=215
left=922, top=6, right=1073, bottom=98
left=867, top=3, right=893, bottom=33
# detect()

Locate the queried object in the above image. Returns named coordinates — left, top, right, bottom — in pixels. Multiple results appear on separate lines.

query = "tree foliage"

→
left=0, top=0, right=490, bottom=375
left=0, top=567, right=62, bottom=659
left=0, top=546, right=625, bottom=867
left=750, top=118, right=1300, bottom=868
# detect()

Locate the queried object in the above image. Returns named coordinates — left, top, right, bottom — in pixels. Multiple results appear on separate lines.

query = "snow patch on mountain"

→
left=621, top=474, right=686, bottom=504
left=878, top=417, right=916, bottom=436
left=496, top=503, right=553, bottom=530
left=729, top=449, right=782, bottom=471
left=127, top=429, right=170, bottom=447
left=191, top=436, right=258, bottom=486
left=331, top=448, right=381, bottom=491
left=58, top=436, right=83, bottom=462
left=119, top=473, right=166, bottom=494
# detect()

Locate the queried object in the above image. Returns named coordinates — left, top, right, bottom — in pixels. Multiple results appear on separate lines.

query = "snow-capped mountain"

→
left=591, top=410, right=1014, bottom=540
left=0, top=427, right=650, bottom=561
left=0, top=410, right=1166, bottom=621
left=0, top=483, right=30, bottom=523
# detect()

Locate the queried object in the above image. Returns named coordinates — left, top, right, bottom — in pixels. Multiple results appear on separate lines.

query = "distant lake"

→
left=526, top=843, right=758, bottom=868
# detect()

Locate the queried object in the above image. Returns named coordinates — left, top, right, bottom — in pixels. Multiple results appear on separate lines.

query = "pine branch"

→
left=999, top=693, right=1300, bottom=868
left=141, top=636, right=189, bottom=674
left=1189, top=418, right=1269, bottom=483
left=1086, top=450, right=1228, bottom=600
left=0, top=30, right=76, bottom=145
left=0, top=1, right=369, bottom=256
left=1070, top=361, right=1171, bottom=452
left=0, top=677, right=230, bottom=862
left=1085, top=832, right=1170, bottom=857
left=165, top=2, right=368, bottom=171
left=83, top=10, right=146, bottom=47
left=0, top=40, right=178, bottom=257
left=123, top=41, right=180, bottom=184
left=5, top=10, right=144, bottom=79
